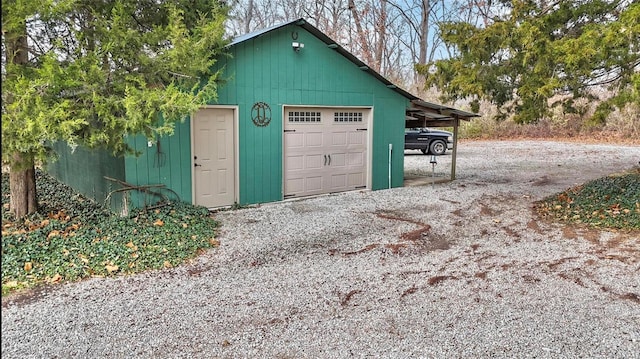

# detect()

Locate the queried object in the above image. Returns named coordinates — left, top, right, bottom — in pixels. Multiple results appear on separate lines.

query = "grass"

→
left=535, top=168, right=640, bottom=230
left=1, top=170, right=219, bottom=296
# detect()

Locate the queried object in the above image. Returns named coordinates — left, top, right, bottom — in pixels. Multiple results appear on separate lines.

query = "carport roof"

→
left=407, top=100, right=479, bottom=127
left=410, top=100, right=479, bottom=120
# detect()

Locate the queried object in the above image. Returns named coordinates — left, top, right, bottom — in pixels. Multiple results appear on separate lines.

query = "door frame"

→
left=190, top=105, right=240, bottom=207
left=281, top=105, right=374, bottom=199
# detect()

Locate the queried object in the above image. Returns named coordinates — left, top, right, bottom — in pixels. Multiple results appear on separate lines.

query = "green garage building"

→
left=48, top=19, right=475, bottom=211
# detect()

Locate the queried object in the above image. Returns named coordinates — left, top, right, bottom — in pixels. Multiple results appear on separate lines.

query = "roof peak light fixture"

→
left=292, top=42, right=304, bottom=52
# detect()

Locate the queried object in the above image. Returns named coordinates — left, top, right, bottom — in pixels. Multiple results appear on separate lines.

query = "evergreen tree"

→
left=418, top=0, right=639, bottom=124
left=2, top=0, right=228, bottom=217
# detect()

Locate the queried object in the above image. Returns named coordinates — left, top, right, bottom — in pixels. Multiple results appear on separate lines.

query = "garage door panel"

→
left=286, top=155, right=304, bottom=170
left=306, top=154, right=324, bottom=169
left=286, top=178, right=304, bottom=193
left=348, top=173, right=364, bottom=187
left=348, top=131, right=365, bottom=145
left=286, top=133, right=304, bottom=148
left=330, top=132, right=347, bottom=146
left=331, top=174, right=347, bottom=189
left=306, top=176, right=323, bottom=191
left=329, top=153, right=346, bottom=167
left=306, top=132, right=324, bottom=147
left=348, top=152, right=364, bottom=166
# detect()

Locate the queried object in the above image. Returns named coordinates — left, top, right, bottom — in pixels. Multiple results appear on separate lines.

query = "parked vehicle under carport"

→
left=404, top=128, right=453, bottom=155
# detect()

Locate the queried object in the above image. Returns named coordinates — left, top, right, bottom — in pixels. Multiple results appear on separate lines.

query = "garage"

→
left=283, top=106, right=371, bottom=198
left=49, top=19, right=476, bottom=211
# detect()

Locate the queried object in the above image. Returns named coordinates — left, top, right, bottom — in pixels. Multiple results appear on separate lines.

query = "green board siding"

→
left=215, top=24, right=407, bottom=204
left=125, top=23, right=408, bottom=207
left=47, top=142, right=125, bottom=211
left=123, top=119, right=192, bottom=207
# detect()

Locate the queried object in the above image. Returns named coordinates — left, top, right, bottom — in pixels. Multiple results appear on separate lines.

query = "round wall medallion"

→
left=251, top=102, right=271, bottom=127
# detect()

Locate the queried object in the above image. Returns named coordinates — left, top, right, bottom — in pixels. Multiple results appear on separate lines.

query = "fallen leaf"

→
left=51, top=274, right=62, bottom=283
left=40, top=219, right=50, bottom=227
left=47, top=230, right=60, bottom=239
left=153, top=219, right=164, bottom=226
left=163, top=261, right=172, bottom=268
left=24, top=262, right=32, bottom=272
left=78, top=254, right=89, bottom=264
left=105, top=264, right=119, bottom=274
left=209, top=238, right=220, bottom=246
left=182, top=223, right=188, bottom=228
left=125, top=241, right=138, bottom=251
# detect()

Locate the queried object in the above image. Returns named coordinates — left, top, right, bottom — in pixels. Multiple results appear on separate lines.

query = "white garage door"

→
left=283, top=107, right=370, bottom=198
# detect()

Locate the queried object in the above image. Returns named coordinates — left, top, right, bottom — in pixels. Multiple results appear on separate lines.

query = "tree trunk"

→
left=419, top=0, right=430, bottom=65
left=6, top=15, right=38, bottom=218
left=244, top=0, right=254, bottom=33
left=348, top=0, right=375, bottom=68
left=9, top=154, right=38, bottom=218
left=374, top=1, right=387, bottom=72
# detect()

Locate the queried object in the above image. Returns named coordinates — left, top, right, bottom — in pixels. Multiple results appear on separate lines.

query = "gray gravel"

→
left=2, top=140, right=640, bottom=358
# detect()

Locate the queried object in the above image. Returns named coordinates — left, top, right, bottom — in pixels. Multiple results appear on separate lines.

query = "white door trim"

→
left=190, top=105, right=239, bottom=207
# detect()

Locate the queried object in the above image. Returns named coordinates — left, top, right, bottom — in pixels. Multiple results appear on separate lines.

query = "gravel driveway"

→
left=2, top=140, right=639, bottom=358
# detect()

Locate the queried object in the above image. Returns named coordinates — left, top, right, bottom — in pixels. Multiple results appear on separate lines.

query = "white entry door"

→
left=283, top=107, right=370, bottom=198
left=192, top=108, right=236, bottom=208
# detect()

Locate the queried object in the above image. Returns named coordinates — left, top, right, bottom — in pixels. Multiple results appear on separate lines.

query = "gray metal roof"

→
left=228, top=21, right=296, bottom=47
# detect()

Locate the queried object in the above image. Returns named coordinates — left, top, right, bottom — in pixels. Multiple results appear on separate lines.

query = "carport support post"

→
left=451, top=117, right=459, bottom=180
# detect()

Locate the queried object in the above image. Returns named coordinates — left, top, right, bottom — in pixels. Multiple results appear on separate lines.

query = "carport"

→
left=405, top=99, right=479, bottom=182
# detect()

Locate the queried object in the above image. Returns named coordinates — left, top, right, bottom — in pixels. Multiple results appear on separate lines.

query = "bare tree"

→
left=225, top=0, right=465, bottom=92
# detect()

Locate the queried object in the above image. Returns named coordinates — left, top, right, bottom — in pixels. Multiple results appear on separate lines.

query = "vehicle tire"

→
left=429, top=140, right=446, bottom=155
left=420, top=148, right=428, bottom=154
